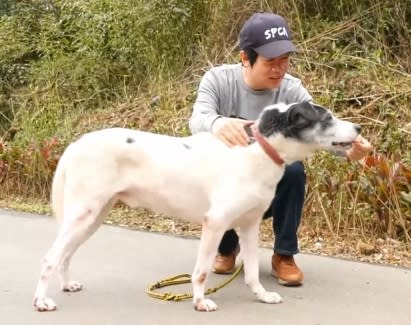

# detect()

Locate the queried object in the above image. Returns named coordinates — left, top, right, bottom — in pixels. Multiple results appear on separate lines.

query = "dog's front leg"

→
left=239, top=220, right=282, bottom=304
left=192, top=220, right=226, bottom=312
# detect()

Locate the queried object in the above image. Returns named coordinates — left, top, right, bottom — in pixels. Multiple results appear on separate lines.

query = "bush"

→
left=0, top=0, right=210, bottom=136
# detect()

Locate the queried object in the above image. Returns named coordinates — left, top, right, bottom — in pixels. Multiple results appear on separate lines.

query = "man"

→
left=189, top=12, right=372, bottom=286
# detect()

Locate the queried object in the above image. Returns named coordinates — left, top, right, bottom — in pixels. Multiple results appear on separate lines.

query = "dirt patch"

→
left=106, top=207, right=411, bottom=269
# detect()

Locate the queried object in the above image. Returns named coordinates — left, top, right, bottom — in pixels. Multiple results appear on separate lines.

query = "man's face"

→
left=242, top=52, right=290, bottom=90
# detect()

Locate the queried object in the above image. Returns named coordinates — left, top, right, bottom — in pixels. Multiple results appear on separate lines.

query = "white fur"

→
left=33, top=103, right=360, bottom=312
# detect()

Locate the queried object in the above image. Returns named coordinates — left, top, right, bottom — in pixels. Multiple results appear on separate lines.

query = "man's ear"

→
left=240, top=50, right=250, bottom=67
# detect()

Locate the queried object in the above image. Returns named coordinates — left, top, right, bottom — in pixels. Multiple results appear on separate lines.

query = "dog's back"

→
left=50, top=128, right=230, bottom=223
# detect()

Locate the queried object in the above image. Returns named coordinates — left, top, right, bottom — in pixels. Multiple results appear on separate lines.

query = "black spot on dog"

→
left=126, top=137, right=135, bottom=144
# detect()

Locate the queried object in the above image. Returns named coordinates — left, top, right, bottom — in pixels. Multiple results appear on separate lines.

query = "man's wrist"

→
left=210, top=115, right=223, bottom=133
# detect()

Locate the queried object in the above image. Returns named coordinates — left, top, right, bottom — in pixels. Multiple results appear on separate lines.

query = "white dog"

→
left=33, top=101, right=360, bottom=312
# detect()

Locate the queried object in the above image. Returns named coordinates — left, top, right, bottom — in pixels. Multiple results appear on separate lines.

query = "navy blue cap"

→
left=239, top=12, right=296, bottom=58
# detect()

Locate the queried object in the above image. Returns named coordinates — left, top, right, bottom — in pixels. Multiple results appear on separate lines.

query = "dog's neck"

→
left=251, top=126, right=285, bottom=166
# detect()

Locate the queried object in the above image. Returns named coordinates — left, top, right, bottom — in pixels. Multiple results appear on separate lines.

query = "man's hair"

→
left=243, top=48, right=258, bottom=67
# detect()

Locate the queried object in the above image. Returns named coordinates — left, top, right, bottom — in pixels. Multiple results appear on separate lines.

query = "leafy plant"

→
left=353, top=154, right=411, bottom=241
left=0, top=136, right=61, bottom=199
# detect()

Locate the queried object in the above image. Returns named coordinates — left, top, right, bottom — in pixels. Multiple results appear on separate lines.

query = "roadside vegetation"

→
left=1, top=0, right=410, bottom=266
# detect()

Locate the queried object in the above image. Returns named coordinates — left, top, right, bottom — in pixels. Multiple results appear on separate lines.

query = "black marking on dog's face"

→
left=285, top=102, right=333, bottom=138
left=126, top=137, right=135, bottom=144
left=259, top=101, right=333, bottom=141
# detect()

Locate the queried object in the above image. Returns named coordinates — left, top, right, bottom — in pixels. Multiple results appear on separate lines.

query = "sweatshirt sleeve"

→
left=189, top=70, right=221, bottom=134
left=289, top=77, right=313, bottom=104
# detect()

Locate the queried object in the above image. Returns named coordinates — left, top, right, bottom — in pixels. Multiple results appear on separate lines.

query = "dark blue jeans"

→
left=217, top=161, right=305, bottom=256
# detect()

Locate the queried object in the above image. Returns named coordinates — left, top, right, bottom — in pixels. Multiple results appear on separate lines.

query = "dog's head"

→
left=256, top=101, right=361, bottom=163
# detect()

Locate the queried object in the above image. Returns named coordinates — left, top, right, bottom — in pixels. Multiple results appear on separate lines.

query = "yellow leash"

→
left=147, top=263, right=243, bottom=301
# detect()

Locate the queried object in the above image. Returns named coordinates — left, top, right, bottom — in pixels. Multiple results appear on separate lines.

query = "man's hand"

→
left=211, top=117, right=253, bottom=147
left=346, top=135, right=373, bottom=161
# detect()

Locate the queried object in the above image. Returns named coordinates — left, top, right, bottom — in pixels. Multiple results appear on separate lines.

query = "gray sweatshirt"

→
left=189, top=63, right=313, bottom=134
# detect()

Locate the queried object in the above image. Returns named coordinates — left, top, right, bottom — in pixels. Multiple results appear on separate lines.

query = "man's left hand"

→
left=346, top=135, right=373, bottom=161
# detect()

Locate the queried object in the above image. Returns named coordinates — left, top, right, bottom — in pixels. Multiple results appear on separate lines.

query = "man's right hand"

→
left=211, top=117, right=253, bottom=147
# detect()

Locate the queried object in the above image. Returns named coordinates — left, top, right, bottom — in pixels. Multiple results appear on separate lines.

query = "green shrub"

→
left=0, top=0, right=210, bottom=137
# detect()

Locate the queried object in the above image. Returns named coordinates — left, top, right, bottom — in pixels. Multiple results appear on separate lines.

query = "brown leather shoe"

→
left=212, top=246, right=240, bottom=274
left=271, top=253, right=303, bottom=286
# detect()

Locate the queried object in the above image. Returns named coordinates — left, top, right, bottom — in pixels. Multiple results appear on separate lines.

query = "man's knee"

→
left=264, top=162, right=306, bottom=220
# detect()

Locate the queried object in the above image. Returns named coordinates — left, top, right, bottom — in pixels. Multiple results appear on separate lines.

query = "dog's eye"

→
left=324, top=114, right=333, bottom=122
left=320, top=114, right=334, bottom=130
left=323, top=114, right=332, bottom=122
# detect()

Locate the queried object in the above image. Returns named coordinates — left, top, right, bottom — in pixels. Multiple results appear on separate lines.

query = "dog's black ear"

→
left=311, top=103, right=329, bottom=112
left=258, top=108, right=288, bottom=137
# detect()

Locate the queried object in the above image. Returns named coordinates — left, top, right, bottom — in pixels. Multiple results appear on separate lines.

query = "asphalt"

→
left=1, top=208, right=410, bottom=325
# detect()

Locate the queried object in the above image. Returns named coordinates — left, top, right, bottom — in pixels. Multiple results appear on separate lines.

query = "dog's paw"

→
left=194, top=298, right=218, bottom=312
left=62, top=281, right=83, bottom=292
left=257, top=291, right=283, bottom=304
left=33, top=297, right=57, bottom=312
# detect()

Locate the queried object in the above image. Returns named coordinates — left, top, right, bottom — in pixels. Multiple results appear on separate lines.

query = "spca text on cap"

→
left=264, top=27, right=288, bottom=40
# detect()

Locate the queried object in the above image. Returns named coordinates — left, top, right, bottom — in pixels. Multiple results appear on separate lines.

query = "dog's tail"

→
left=51, top=149, right=68, bottom=223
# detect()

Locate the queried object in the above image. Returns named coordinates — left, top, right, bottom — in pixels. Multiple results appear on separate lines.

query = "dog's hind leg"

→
left=58, top=198, right=116, bottom=293
left=238, top=219, right=282, bottom=304
left=33, top=199, right=114, bottom=312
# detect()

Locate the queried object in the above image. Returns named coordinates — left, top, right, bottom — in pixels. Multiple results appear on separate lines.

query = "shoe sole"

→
left=212, top=267, right=235, bottom=275
left=271, top=269, right=303, bottom=286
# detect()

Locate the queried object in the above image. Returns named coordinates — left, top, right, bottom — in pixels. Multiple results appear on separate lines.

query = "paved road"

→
left=1, top=208, right=410, bottom=325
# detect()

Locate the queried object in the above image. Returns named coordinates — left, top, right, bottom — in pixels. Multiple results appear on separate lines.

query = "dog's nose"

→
left=354, top=124, right=361, bottom=133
